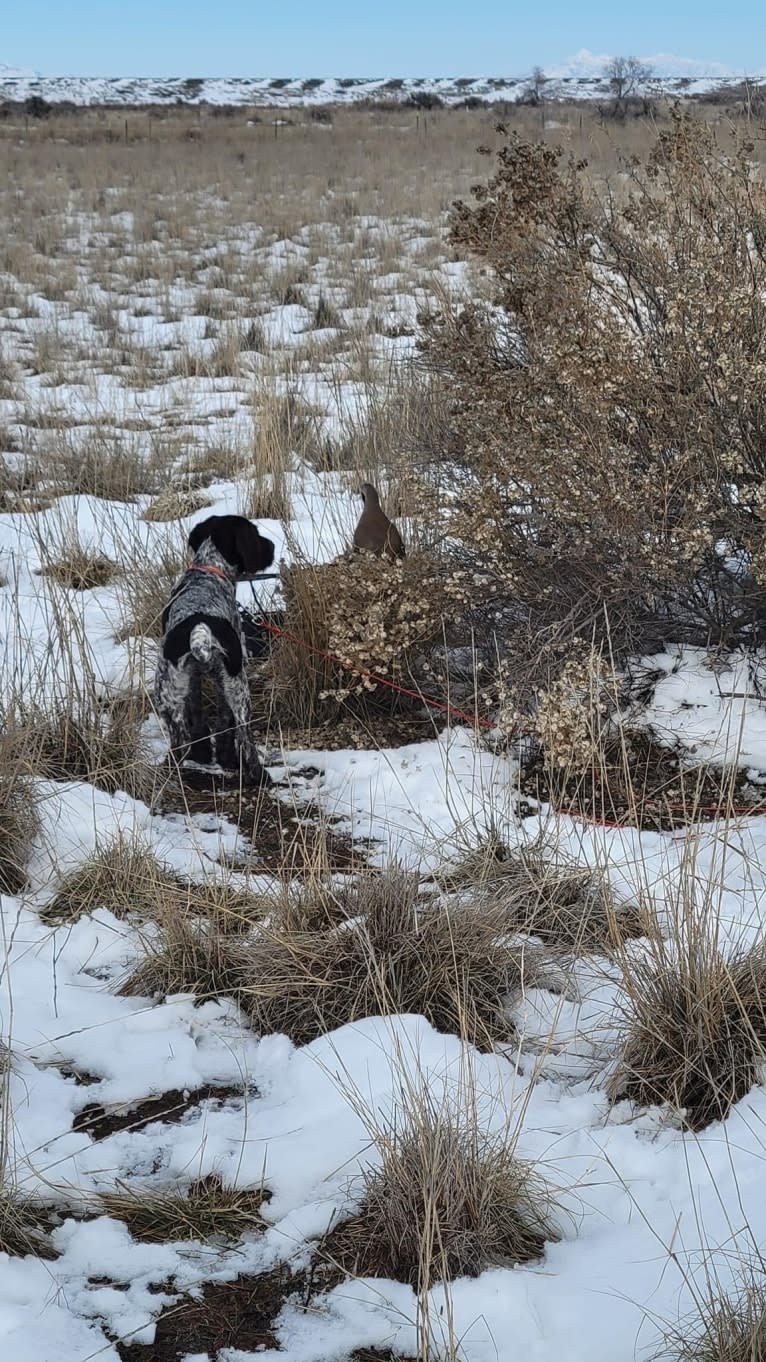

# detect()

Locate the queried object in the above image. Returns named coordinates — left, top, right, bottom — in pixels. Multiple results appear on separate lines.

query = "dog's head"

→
left=188, top=515, right=275, bottom=579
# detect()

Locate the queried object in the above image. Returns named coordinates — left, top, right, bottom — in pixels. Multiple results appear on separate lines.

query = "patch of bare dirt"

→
left=520, top=732, right=766, bottom=831
left=72, top=1082, right=255, bottom=1141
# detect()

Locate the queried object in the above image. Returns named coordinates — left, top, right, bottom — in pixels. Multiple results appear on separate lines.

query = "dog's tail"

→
left=189, top=622, right=214, bottom=665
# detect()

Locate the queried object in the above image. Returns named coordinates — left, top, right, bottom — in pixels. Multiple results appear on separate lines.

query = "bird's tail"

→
left=189, top=622, right=214, bottom=665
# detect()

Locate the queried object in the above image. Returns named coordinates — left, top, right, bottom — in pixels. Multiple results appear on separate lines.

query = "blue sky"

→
left=3, top=0, right=762, bottom=77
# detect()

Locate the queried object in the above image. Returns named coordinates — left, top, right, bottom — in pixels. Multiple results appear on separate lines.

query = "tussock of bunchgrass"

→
left=240, top=869, right=533, bottom=1047
left=14, top=695, right=160, bottom=805
left=0, top=759, right=38, bottom=895
left=36, top=546, right=119, bottom=591
left=438, top=839, right=647, bottom=955
left=329, top=1084, right=557, bottom=1288
left=610, top=913, right=766, bottom=1130
left=0, top=1185, right=58, bottom=1260
left=141, top=487, right=213, bottom=522
left=42, top=835, right=179, bottom=925
left=181, top=877, right=266, bottom=935
left=47, top=426, right=156, bottom=501
left=119, top=907, right=251, bottom=1003
left=98, top=1174, right=268, bottom=1244
left=658, top=1270, right=766, bottom=1362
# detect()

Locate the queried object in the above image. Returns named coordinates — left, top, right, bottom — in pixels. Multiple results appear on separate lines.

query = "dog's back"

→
left=161, top=567, right=242, bottom=674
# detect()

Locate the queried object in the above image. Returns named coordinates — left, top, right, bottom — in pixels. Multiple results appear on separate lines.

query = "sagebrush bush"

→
left=271, top=552, right=462, bottom=724
left=425, top=113, right=766, bottom=700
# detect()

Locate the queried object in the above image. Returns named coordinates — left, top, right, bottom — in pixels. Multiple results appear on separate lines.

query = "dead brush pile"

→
left=270, top=552, right=469, bottom=725
left=425, top=112, right=766, bottom=707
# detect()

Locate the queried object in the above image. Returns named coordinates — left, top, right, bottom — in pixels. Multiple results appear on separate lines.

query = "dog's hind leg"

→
left=221, top=669, right=271, bottom=787
left=186, top=664, right=213, bottom=765
left=154, top=659, right=193, bottom=765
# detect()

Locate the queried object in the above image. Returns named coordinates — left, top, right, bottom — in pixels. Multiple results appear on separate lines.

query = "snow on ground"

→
left=0, top=61, right=752, bottom=109
left=4, top=178, right=766, bottom=1362
left=5, top=466, right=766, bottom=1359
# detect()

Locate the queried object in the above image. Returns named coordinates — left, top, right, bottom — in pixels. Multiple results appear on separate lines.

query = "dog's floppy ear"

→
left=233, top=519, right=275, bottom=575
left=188, top=514, right=221, bottom=556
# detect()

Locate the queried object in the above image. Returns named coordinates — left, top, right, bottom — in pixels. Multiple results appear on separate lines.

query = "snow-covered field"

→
left=0, top=52, right=755, bottom=108
left=4, top=114, right=766, bottom=1362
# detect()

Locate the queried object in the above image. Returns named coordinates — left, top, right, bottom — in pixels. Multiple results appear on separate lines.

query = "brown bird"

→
left=353, top=483, right=406, bottom=561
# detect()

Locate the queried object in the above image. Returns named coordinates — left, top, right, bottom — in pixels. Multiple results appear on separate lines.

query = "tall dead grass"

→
left=330, top=1073, right=559, bottom=1291
left=610, top=874, right=766, bottom=1129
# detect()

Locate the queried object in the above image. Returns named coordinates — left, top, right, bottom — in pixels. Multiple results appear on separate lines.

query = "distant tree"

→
left=531, top=66, right=548, bottom=102
left=605, top=56, right=653, bottom=115
left=25, top=95, right=51, bottom=119
left=408, top=91, right=444, bottom=110
left=520, top=66, right=548, bottom=106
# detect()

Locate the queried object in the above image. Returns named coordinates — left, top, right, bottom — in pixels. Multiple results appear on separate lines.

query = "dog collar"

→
left=187, top=563, right=230, bottom=583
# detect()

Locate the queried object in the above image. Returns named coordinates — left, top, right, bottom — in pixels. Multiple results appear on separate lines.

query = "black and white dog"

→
left=154, top=514, right=274, bottom=785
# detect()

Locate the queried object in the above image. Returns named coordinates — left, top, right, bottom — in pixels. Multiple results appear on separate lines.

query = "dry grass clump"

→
left=119, top=907, right=250, bottom=1002
left=330, top=1085, right=557, bottom=1288
left=141, top=487, right=213, bottom=522
left=36, top=546, right=118, bottom=591
left=14, top=695, right=159, bottom=804
left=326, top=362, right=461, bottom=480
left=0, top=1185, right=58, bottom=1260
left=0, top=758, right=38, bottom=894
left=181, top=877, right=266, bottom=935
left=250, top=384, right=323, bottom=469
left=659, top=1273, right=766, bottom=1362
left=48, top=426, right=155, bottom=500
left=610, top=917, right=766, bottom=1130
left=42, top=835, right=179, bottom=924
left=99, top=1174, right=268, bottom=1244
left=124, top=869, right=532, bottom=1045
left=242, top=469, right=291, bottom=521
left=271, top=552, right=454, bottom=726
left=439, top=839, right=646, bottom=955
left=241, top=869, right=531, bottom=1047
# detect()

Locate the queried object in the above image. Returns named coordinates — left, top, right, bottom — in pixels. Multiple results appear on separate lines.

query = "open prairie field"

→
left=4, top=99, right=766, bottom=1362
